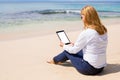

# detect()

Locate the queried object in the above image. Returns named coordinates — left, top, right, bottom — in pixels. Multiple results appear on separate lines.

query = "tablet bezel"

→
left=56, top=30, right=70, bottom=45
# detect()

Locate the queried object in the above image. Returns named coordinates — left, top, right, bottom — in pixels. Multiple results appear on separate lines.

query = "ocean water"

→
left=0, top=1, right=120, bottom=32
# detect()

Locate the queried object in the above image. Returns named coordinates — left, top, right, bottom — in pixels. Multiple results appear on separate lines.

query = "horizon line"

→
left=0, top=0, right=120, bottom=2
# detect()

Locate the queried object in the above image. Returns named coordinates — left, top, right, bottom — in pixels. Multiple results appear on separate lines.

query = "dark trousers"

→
left=53, top=50, right=104, bottom=75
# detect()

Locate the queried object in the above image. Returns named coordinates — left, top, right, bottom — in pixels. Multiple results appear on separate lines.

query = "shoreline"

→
left=0, top=18, right=120, bottom=41
left=0, top=20, right=82, bottom=41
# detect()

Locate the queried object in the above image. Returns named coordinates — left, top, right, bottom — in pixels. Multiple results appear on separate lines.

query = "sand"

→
left=0, top=18, right=120, bottom=80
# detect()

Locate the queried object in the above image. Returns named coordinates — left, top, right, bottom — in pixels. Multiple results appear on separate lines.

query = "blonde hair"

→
left=81, top=5, right=107, bottom=35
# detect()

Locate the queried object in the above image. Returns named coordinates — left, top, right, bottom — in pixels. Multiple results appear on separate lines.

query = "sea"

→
left=0, top=1, right=120, bottom=33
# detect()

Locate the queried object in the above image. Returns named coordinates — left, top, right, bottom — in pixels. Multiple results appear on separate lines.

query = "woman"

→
left=48, top=5, right=108, bottom=75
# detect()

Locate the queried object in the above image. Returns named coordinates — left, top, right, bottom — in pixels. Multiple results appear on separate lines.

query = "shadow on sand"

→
left=98, top=63, right=120, bottom=75
left=59, top=62, right=120, bottom=75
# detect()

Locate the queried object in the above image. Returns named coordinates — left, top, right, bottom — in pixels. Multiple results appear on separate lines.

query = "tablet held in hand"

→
left=56, top=30, right=70, bottom=45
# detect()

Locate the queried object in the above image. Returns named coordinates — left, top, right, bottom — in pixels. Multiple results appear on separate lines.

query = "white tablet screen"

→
left=56, top=30, right=70, bottom=44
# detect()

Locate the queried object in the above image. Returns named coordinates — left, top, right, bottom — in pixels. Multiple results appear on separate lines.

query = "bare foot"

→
left=47, top=60, right=62, bottom=65
left=47, top=60, right=55, bottom=64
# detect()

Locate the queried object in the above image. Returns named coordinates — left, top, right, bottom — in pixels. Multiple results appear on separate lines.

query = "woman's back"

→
left=83, top=28, right=108, bottom=68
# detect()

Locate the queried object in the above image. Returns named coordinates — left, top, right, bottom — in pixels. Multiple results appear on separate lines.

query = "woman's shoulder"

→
left=79, top=28, right=97, bottom=39
left=83, top=28, right=97, bottom=34
left=84, top=28, right=107, bottom=38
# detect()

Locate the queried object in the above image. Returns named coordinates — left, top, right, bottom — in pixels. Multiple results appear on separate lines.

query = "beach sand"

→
left=0, top=18, right=120, bottom=80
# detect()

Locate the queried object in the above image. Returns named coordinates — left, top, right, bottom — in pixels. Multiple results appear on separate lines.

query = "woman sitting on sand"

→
left=48, top=5, right=108, bottom=75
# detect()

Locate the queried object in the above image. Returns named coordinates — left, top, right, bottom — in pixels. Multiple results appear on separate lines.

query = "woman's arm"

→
left=62, top=30, right=88, bottom=54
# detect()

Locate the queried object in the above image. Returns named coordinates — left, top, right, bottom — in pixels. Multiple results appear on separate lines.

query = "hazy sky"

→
left=0, top=0, right=119, bottom=2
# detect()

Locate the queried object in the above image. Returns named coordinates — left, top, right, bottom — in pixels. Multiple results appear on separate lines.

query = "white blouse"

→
left=63, top=28, right=108, bottom=68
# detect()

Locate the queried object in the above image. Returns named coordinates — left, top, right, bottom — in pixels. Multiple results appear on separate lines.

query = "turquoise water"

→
left=0, top=1, right=120, bottom=28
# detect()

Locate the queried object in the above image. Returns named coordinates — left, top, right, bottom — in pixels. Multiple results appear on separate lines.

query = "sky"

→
left=0, top=0, right=120, bottom=2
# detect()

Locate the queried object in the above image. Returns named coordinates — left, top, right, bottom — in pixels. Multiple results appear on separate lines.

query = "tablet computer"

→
left=56, top=30, right=70, bottom=45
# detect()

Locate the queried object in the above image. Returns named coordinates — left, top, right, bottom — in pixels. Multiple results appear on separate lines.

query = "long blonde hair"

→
left=81, top=5, right=107, bottom=35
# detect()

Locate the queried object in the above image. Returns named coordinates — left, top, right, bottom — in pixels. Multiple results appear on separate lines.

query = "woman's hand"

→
left=59, top=42, right=64, bottom=47
left=70, top=42, right=74, bottom=46
left=59, top=42, right=74, bottom=47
